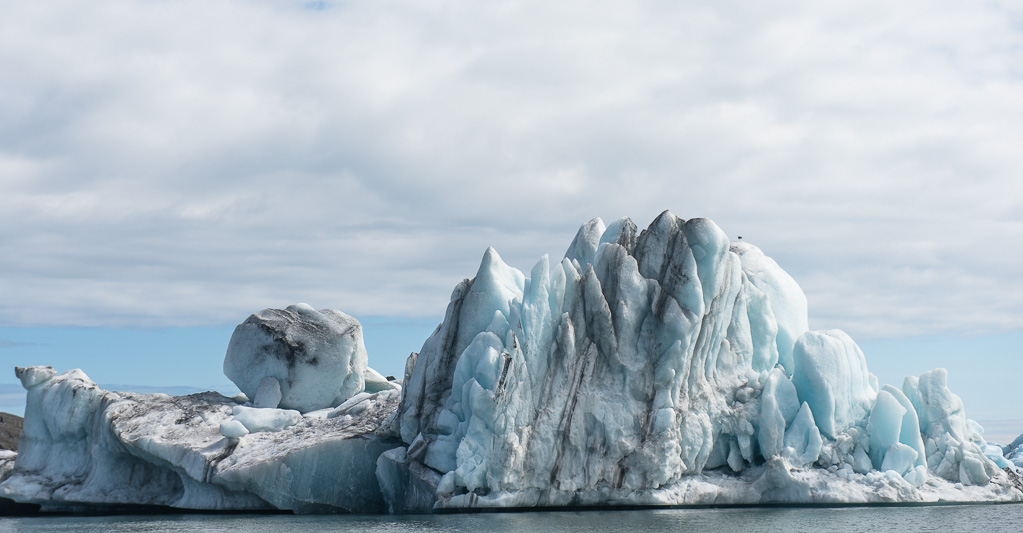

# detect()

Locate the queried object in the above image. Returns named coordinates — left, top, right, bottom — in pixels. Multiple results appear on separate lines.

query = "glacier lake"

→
left=1, top=505, right=1022, bottom=533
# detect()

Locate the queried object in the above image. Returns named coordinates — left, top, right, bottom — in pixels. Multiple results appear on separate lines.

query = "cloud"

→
left=1, top=0, right=1022, bottom=341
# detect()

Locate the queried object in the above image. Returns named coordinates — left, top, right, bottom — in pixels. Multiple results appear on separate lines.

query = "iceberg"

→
left=0, top=364, right=400, bottom=512
left=224, top=303, right=368, bottom=413
left=1, top=211, right=1020, bottom=513
left=1004, top=434, right=1023, bottom=470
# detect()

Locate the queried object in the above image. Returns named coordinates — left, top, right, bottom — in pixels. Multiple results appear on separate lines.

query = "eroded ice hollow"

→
left=1, top=212, right=1021, bottom=513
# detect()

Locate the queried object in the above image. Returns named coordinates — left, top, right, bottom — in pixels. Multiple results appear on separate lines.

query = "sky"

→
left=1, top=1, right=1022, bottom=439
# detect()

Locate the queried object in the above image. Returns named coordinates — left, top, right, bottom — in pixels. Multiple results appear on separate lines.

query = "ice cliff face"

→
left=0, top=212, right=1020, bottom=513
left=399, top=214, right=806, bottom=498
left=392, top=211, right=1019, bottom=509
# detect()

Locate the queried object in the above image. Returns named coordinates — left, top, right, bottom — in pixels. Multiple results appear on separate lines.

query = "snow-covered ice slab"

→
left=0, top=366, right=400, bottom=513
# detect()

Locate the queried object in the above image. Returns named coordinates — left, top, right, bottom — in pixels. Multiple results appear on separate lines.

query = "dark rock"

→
left=0, top=412, right=22, bottom=452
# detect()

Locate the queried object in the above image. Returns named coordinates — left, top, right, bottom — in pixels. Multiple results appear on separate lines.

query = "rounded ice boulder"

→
left=224, top=303, right=368, bottom=413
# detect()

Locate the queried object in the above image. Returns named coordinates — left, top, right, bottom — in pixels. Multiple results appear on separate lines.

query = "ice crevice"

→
left=1, top=211, right=1021, bottom=513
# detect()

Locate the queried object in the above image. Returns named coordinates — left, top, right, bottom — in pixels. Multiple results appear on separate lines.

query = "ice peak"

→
left=564, top=216, right=606, bottom=266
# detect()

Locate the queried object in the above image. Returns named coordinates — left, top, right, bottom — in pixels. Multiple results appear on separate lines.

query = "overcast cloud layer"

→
left=2, top=0, right=1022, bottom=341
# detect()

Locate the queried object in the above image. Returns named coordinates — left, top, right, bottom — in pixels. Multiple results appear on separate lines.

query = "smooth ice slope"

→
left=791, top=330, right=875, bottom=439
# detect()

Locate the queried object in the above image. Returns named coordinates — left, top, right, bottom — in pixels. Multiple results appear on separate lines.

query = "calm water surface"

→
left=2, top=505, right=1021, bottom=532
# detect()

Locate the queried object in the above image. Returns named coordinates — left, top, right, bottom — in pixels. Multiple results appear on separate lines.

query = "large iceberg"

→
left=1, top=212, right=1020, bottom=513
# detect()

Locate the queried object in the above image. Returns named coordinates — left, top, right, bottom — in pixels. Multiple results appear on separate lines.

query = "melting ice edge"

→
left=2, top=211, right=1023, bottom=513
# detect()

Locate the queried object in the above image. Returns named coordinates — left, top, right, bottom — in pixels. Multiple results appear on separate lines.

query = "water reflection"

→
left=1, top=505, right=1021, bottom=533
